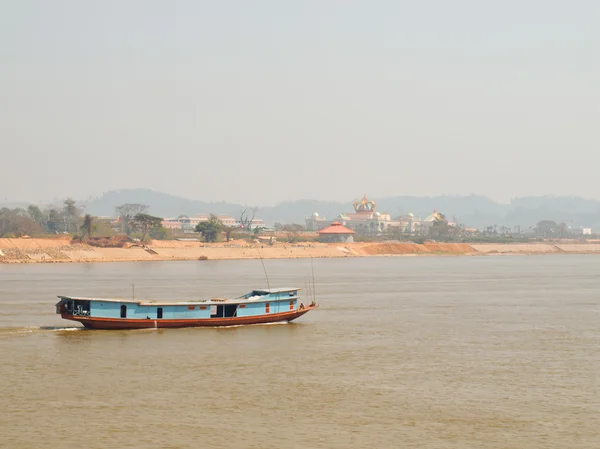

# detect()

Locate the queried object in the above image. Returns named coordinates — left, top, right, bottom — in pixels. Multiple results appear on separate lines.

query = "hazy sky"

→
left=2, top=1, right=599, bottom=205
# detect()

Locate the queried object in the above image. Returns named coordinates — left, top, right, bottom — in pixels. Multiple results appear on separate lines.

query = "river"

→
left=0, top=255, right=599, bottom=448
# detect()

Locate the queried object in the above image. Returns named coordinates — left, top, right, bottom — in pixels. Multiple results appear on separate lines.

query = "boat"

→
left=55, top=288, right=318, bottom=330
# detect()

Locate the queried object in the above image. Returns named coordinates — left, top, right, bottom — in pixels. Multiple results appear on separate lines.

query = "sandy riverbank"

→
left=2, top=238, right=600, bottom=264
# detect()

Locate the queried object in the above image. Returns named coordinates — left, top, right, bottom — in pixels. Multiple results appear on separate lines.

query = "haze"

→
left=1, top=1, right=598, bottom=206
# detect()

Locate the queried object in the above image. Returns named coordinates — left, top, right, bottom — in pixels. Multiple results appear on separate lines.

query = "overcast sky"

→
left=1, top=1, right=598, bottom=205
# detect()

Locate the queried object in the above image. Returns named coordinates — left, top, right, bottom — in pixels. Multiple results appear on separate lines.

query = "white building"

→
left=305, top=196, right=455, bottom=237
left=161, top=214, right=241, bottom=231
left=306, top=196, right=401, bottom=236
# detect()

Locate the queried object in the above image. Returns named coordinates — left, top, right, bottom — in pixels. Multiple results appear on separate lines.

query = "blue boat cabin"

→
left=57, top=288, right=301, bottom=320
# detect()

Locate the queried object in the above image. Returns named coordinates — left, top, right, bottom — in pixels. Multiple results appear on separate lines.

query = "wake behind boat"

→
left=55, top=288, right=317, bottom=330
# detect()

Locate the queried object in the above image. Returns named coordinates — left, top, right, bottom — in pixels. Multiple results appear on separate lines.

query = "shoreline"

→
left=2, top=238, right=600, bottom=264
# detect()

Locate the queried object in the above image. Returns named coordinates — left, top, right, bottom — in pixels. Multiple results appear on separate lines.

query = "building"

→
left=416, top=209, right=456, bottom=234
left=393, top=213, right=418, bottom=234
left=305, top=196, right=455, bottom=237
left=306, top=195, right=401, bottom=236
left=249, top=218, right=265, bottom=230
left=161, top=214, right=265, bottom=232
left=161, top=214, right=240, bottom=232
left=161, top=218, right=183, bottom=230
left=317, top=221, right=356, bottom=243
left=305, top=212, right=330, bottom=232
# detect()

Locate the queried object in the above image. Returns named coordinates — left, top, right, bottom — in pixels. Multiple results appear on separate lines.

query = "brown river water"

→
left=0, top=256, right=599, bottom=448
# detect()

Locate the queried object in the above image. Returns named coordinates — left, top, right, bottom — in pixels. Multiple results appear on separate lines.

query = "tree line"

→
left=0, top=200, right=166, bottom=242
left=195, top=213, right=266, bottom=242
left=0, top=199, right=86, bottom=237
left=0, top=199, right=264, bottom=243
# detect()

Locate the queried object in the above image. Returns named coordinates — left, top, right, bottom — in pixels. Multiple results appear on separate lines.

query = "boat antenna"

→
left=257, top=246, right=271, bottom=291
left=304, top=278, right=310, bottom=306
left=310, top=258, right=316, bottom=304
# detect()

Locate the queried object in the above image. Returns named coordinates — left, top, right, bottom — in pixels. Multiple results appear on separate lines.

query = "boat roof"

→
left=57, top=288, right=301, bottom=306
left=250, top=288, right=299, bottom=294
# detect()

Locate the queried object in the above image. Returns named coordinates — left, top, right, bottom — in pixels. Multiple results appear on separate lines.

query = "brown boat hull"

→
left=61, top=305, right=318, bottom=330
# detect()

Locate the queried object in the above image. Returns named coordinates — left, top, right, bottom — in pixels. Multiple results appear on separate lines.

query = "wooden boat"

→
left=55, top=288, right=317, bottom=330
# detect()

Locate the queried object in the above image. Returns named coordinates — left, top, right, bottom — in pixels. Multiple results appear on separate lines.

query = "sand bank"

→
left=1, top=238, right=600, bottom=264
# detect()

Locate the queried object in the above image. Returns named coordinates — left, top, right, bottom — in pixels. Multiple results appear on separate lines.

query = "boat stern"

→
left=55, top=296, right=91, bottom=324
left=55, top=297, right=71, bottom=316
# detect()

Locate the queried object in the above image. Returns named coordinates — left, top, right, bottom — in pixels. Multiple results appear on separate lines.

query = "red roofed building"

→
left=317, top=221, right=356, bottom=243
left=306, top=195, right=400, bottom=236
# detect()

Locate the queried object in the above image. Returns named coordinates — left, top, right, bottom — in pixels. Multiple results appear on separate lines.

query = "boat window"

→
left=120, top=305, right=127, bottom=318
left=73, top=300, right=91, bottom=316
left=265, top=302, right=270, bottom=313
left=157, top=307, right=163, bottom=319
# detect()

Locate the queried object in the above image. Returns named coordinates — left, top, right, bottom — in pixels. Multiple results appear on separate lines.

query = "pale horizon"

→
left=2, top=1, right=599, bottom=205
left=6, top=187, right=600, bottom=211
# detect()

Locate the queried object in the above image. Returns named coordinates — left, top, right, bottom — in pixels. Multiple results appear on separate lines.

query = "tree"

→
left=195, top=214, right=223, bottom=242
left=253, top=226, right=265, bottom=238
left=63, top=198, right=78, bottom=217
left=558, top=221, right=571, bottom=239
left=130, top=213, right=163, bottom=242
left=0, top=209, right=9, bottom=237
left=116, top=204, right=149, bottom=236
left=535, top=220, right=559, bottom=238
left=223, top=225, right=239, bottom=242
left=45, top=208, right=62, bottom=233
left=92, top=218, right=118, bottom=237
left=238, top=207, right=258, bottom=231
left=430, top=213, right=450, bottom=240
left=27, top=205, right=43, bottom=223
left=63, top=198, right=80, bottom=233
left=150, top=226, right=168, bottom=240
left=80, top=214, right=94, bottom=239
left=281, top=224, right=304, bottom=243
left=0, top=208, right=42, bottom=237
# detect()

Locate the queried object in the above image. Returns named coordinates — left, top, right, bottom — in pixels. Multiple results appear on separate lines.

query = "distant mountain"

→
left=259, top=200, right=347, bottom=226
left=80, top=189, right=600, bottom=231
left=375, top=195, right=509, bottom=229
left=82, top=189, right=246, bottom=218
